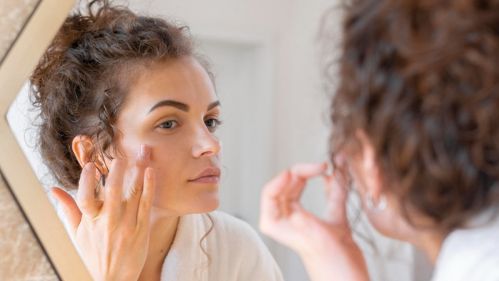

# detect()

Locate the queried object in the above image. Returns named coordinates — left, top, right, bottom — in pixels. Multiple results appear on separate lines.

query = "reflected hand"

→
left=259, top=163, right=369, bottom=281
left=51, top=145, right=155, bottom=281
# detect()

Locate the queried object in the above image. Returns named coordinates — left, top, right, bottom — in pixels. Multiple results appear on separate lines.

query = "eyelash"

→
left=157, top=117, right=223, bottom=132
left=158, top=120, right=179, bottom=130
left=205, top=117, right=223, bottom=132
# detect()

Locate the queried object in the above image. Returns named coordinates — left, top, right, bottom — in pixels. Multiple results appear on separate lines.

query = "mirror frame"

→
left=0, top=0, right=92, bottom=280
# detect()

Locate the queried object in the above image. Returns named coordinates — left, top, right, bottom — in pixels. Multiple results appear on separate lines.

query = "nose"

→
left=191, top=128, right=221, bottom=158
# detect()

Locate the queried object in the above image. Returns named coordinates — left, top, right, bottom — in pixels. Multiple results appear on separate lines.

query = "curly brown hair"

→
left=30, top=0, right=197, bottom=190
left=328, top=0, right=499, bottom=233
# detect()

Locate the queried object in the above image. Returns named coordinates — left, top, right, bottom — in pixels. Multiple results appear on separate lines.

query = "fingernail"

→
left=323, top=162, right=332, bottom=174
left=139, top=144, right=151, bottom=161
left=146, top=167, right=154, bottom=180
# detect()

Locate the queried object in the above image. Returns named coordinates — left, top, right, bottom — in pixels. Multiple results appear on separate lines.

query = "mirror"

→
left=1, top=0, right=432, bottom=280
left=0, top=0, right=91, bottom=280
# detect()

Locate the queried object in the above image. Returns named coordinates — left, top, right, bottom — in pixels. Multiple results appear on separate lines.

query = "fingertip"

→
left=323, top=161, right=331, bottom=172
left=51, top=186, right=67, bottom=196
left=49, top=187, right=60, bottom=201
left=145, top=167, right=154, bottom=180
left=139, top=144, right=152, bottom=163
left=320, top=162, right=329, bottom=173
left=80, top=162, right=97, bottom=186
left=283, top=168, right=291, bottom=178
left=278, top=169, right=292, bottom=184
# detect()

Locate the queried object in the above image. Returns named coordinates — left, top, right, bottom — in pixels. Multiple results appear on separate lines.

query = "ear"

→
left=355, top=129, right=384, bottom=201
left=71, top=135, right=107, bottom=180
left=71, top=135, right=93, bottom=168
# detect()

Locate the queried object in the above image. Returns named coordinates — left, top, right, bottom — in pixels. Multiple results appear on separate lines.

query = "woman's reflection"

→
left=29, top=1, right=283, bottom=280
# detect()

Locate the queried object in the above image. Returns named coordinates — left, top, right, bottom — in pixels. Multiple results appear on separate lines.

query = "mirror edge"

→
left=0, top=0, right=92, bottom=280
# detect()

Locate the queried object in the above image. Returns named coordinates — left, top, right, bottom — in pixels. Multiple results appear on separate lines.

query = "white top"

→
left=432, top=209, right=499, bottom=281
left=57, top=198, right=283, bottom=281
left=161, top=211, right=284, bottom=281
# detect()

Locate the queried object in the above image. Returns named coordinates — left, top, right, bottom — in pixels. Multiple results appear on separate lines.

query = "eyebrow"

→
left=148, top=99, right=221, bottom=114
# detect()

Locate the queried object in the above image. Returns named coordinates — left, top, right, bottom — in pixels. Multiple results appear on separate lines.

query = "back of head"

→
left=329, top=0, right=499, bottom=232
left=30, top=0, right=194, bottom=189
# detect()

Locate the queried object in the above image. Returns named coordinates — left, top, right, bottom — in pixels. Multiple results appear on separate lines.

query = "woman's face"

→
left=111, top=56, right=222, bottom=216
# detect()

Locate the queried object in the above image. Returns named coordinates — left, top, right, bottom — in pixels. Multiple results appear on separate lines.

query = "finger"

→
left=125, top=145, right=151, bottom=200
left=51, top=187, right=82, bottom=236
left=260, top=170, right=292, bottom=222
left=290, top=162, right=328, bottom=180
left=103, top=158, right=127, bottom=214
left=124, top=145, right=151, bottom=224
left=76, top=162, right=102, bottom=218
left=261, top=164, right=326, bottom=219
left=136, top=167, right=155, bottom=230
left=323, top=171, right=350, bottom=226
left=287, top=162, right=328, bottom=198
left=264, top=162, right=326, bottom=199
left=261, top=169, right=292, bottom=199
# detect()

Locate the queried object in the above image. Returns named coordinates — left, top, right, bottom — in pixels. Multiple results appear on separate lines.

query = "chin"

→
left=203, top=199, right=219, bottom=212
left=197, top=192, right=220, bottom=212
left=185, top=188, right=220, bottom=214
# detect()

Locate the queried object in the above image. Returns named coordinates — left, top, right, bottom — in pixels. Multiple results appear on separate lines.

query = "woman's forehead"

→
left=123, top=58, right=218, bottom=114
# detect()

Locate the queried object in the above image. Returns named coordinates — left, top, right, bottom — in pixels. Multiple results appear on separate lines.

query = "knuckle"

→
left=140, top=199, right=151, bottom=212
left=122, top=223, right=136, bottom=237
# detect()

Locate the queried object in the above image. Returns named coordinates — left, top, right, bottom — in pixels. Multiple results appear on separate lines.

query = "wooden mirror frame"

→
left=0, top=0, right=92, bottom=280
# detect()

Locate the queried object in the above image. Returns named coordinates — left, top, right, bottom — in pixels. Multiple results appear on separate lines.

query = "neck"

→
left=138, top=207, right=180, bottom=281
left=408, top=228, right=446, bottom=264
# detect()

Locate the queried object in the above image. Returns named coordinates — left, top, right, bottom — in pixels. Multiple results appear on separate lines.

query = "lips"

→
left=189, top=167, right=221, bottom=183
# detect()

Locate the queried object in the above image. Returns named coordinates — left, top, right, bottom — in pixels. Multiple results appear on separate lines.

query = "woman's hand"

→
left=259, top=162, right=369, bottom=281
left=51, top=145, right=155, bottom=281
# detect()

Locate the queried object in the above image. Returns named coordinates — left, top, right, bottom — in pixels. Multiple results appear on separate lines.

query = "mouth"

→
left=188, top=167, right=221, bottom=184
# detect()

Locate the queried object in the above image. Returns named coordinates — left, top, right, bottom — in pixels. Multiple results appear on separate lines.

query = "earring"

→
left=365, top=193, right=387, bottom=211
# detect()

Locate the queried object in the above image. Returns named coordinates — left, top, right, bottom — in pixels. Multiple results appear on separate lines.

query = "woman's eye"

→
left=158, top=120, right=178, bottom=129
left=205, top=118, right=222, bottom=132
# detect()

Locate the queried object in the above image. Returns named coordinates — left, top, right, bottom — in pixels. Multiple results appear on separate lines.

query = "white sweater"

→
left=57, top=199, right=283, bottom=281
left=431, top=209, right=499, bottom=281
left=160, top=211, right=284, bottom=281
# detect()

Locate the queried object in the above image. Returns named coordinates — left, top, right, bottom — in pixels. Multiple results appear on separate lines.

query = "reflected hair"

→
left=325, top=0, right=499, bottom=234
left=30, top=0, right=196, bottom=189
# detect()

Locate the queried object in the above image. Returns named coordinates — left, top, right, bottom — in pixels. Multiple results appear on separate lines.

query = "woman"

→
left=30, top=1, right=283, bottom=281
left=260, top=0, right=499, bottom=280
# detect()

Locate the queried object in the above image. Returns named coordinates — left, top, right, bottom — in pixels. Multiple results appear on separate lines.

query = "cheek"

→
left=149, top=136, right=188, bottom=173
left=151, top=145, right=185, bottom=179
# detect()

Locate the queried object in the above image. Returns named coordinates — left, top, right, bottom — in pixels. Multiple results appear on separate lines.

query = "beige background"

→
left=0, top=0, right=58, bottom=280
left=0, top=0, right=39, bottom=62
left=0, top=176, right=57, bottom=280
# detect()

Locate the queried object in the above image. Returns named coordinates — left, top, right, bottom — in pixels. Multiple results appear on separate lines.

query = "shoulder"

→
left=433, top=212, right=499, bottom=281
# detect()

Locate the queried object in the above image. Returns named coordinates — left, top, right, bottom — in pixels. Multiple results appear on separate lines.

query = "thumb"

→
left=323, top=171, right=349, bottom=226
left=50, top=187, right=82, bottom=235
